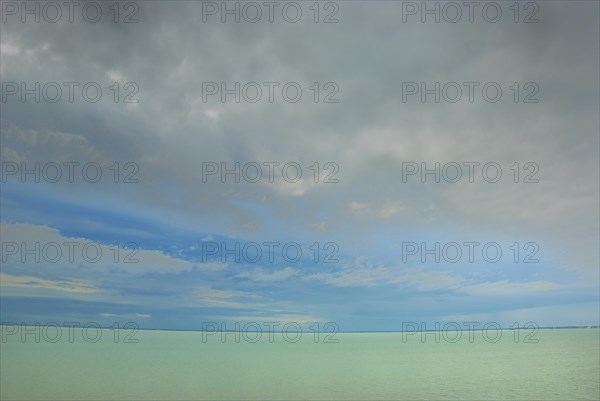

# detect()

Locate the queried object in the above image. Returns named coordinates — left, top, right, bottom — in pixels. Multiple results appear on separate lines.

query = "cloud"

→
left=100, top=312, right=151, bottom=319
left=377, top=204, right=403, bottom=220
left=309, top=221, right=328, bottom=233
left=305, top=264, right=464, bottom=291
left=304, top=262, right=566, bottom=296
left=0, top=41, right=20, bottom=56
left=458, top=280, right=564, bottom=296
left=441, top=302, right=600, bottom=327
left=1, top=1, right=598, bottom=328
left=0, top=222, right=196, bottom=275
left=213, top=314, right=324, bottom=325
left=236, top=267, right=298, bottom=283
left=203, top=109, right=221, bottom=122
left=348, top=201, right=370, bottom=216
left=0, top=273, right=98, bottom=294
left=186, top=287, right=265, bottom=309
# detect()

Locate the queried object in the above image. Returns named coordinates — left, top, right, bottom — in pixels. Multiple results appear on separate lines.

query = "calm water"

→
left=1, top=327, right=598, bottom=400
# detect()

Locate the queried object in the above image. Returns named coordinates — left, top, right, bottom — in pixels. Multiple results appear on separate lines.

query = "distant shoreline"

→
left=1, top=323, right=598, bottom=333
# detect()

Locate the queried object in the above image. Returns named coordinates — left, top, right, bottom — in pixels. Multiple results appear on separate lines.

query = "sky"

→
left=0, top=0, right=599, bottom=331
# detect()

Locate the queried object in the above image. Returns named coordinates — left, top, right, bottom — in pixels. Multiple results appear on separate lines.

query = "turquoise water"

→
left=1, top=327, right=598, bottom=400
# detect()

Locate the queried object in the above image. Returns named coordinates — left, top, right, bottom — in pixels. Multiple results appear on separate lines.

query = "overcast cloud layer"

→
left=1, top=0, right=599, bottom=330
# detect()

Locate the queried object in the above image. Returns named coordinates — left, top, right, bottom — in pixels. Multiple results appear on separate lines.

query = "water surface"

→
left=1, top=327, right=598, bottom=400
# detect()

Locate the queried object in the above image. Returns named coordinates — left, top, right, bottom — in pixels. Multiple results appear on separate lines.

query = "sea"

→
left=1, top=327, right=598, bottom=400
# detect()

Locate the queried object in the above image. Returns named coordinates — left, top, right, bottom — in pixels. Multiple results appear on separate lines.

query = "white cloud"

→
left=215, top=314, right=324, bottom=325
left=305, top=265, right=464, bottom=291
left=0, top=41, right=20, bottom=56
left=441, top=302, right=600, bottom=327
left=204, top=109, right=221, bottom=121
left=186, top=287, right=265, bottom=309
left=0, top=273, right=98, bottom=294
left=348, top=201, right=370, bottom=216
left=263, top=178, right=312, bottom=197
left=106, top=70, right=125, bottom=82
left=236, top=267, right=298, bottom=283
left=309, top=221, right=328, bottom=233
left=0, top=222, right=195, bottom=274
left=305, top=262, right=565, bottom=296
left=458, top=280, right=564, bottom=296
left=377, top=202, right=404, bottom=220
left=100, top=312, right=151, bottom=319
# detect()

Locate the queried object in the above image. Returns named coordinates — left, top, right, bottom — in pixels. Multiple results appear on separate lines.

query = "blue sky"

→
left=1, top=1, right=599, bottom=331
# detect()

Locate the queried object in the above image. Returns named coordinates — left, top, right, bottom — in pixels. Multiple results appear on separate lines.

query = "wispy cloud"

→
left=0, top=273, right=98, bottom=294
left=236, top=267, right=298, bottom=283
left=458, top=280, right=564, bottom=296
left=214, top=314, right=325, bottom=325
left=186, top=287, right=265, bottom=309
left=305, top=265, right=463, bottom=291
left=100, top=312, right=151, bottom=319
